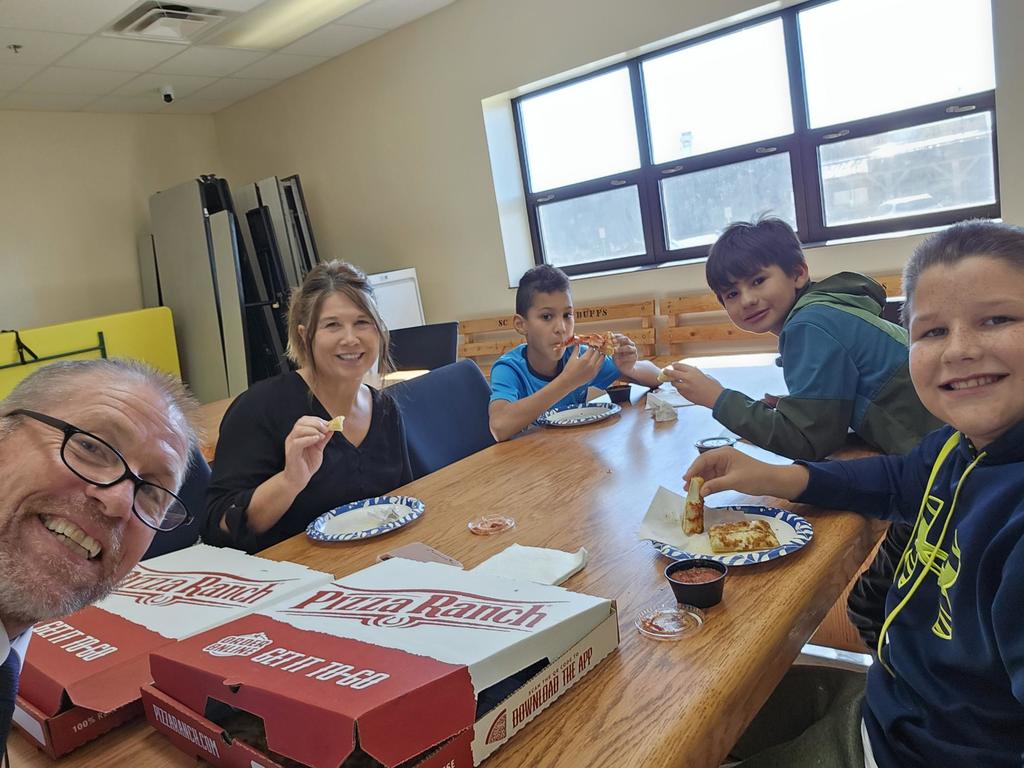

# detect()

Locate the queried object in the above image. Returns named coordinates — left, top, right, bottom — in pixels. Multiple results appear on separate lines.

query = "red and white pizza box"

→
left=14, top=544, right=332, bottom=757
left=144, top=557, right=619, bottom=767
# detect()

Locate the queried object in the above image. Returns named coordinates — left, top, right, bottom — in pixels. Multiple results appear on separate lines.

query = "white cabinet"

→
left=367, top=268, right=425, bottom=330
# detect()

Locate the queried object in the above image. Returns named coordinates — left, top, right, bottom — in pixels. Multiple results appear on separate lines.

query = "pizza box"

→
left=14, top=544, right=332, bottom=757
left=143, top=558, right=619, bottom=767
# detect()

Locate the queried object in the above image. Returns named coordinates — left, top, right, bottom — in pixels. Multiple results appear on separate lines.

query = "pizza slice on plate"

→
left=708, top=519, right=780, bottom=553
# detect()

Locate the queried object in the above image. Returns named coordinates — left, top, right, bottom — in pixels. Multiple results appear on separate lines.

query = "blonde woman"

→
left=206, top=261, right=412, bottom=552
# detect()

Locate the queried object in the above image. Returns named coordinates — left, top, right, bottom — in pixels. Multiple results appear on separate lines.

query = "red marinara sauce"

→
left=669, top=566, right=722, bottom=584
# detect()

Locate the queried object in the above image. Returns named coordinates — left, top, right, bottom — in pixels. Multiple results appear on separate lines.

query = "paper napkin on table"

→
left=643, top=383, right=694, bottom=409
left=647, top=392, right=677, bottom=422
left=636, top=486, right=745, bottom=556
left=471, top=544, right=588, bottom=586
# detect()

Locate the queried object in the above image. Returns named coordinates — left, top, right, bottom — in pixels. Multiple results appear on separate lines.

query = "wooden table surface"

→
left=10, top=382, right=884, bottom=768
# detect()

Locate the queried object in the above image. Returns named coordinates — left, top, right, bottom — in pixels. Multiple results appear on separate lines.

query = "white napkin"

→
left=471, top=544, right=588, bottom=586
left=637, top=486, right=802, bottom=555
left=636, top=486, right=746, bottom=556
left=647, top=392, right=678, bottom=422
left=643, top=383, right=694, bottom=409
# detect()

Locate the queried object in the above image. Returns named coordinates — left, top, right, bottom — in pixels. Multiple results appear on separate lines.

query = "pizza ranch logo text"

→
left=113, top=564, right=297, bottom=608
left=202, top=632, right=389, bottom=690
left=279, top=585, right=561, bottom=632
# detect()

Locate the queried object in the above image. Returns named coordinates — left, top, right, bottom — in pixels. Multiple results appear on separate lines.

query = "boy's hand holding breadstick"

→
left=659, top=363, right=724, bottom=408
left=684, top=447, right=810, bottom=501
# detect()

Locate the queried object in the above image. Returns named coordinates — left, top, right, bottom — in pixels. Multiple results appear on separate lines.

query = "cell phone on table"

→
left=376, top=542, right=463, bottom=568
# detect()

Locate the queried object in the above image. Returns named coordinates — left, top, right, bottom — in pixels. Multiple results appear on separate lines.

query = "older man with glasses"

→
left=0, top=358, right=197, bottom=753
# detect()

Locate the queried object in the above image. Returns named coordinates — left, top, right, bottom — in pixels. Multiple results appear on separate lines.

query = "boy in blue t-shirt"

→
left=488, top=265, right=661, bottom=441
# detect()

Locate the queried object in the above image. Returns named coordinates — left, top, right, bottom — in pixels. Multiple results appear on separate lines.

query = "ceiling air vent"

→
left=108, top=2, right=237, bottom=44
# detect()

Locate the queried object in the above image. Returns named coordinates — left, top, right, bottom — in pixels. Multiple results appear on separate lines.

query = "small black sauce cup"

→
left=607, top=383, right=631, bottom=403
left=665, top=559, right=728, bottom=609
left=695, top=436, right=736, bottom=453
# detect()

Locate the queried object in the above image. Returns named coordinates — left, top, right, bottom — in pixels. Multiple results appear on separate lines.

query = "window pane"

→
left=643, top=19, right=793, bottom=164
left=538, top=186, right=646, bottom=267
left=819, top=113, right=996, bottom=227
left=660, top=154, right=797, bottom=251
left=519, top=69, right=640, bottom=192
left=800, top=0, right=995, bottom=128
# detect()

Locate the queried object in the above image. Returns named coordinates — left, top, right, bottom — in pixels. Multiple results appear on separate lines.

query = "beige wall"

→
left=6, top=0, right=1017, bottom=333
left=0, top=111, right=220, bottom=328
left=213, top=0, right=1022, bottom=324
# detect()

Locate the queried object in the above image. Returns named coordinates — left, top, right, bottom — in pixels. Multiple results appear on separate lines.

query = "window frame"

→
left=511, top=0, right=1000, bottom=277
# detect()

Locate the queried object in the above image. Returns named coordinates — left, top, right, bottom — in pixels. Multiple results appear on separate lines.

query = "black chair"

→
left=142, top=447, right=211, bottom=560
left=388, top=322, right=459, bottom=371
left=881, top=298, right=904, bottom=325
left=388, top=359, right=496, bottom=479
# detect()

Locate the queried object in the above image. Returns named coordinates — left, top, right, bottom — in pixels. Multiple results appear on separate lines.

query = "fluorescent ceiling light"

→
left=205, top=0, right=373, bottom=50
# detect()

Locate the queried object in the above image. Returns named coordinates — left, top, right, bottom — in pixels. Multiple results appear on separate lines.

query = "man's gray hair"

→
left=0, top=358, right=200, bottom=460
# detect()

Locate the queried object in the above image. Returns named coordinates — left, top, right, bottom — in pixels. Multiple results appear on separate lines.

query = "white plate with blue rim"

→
left=651, top=505, right=813, bottom=566
left=537, top=401, right=621, bottom=427
left=306, top=495, right=424, bottom=542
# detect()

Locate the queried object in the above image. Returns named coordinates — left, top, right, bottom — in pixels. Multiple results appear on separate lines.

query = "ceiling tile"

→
left=199, top=0, right=268, bottom=12
left=0, top=90, right=94, bottom=110
left=84, top=94, right=168, bottom=113
left=163, top=97, right=233, bottom=114
left=0, top=26, right=86, bottom=67
left=335, top=0, right=452, bottom=31
left=279, top=23, right=383, bottom=57
left=57, top=37, right=183, bottom=72
left=0, top=61, right=39, bottom=89
left=232, top=53, right=324, bottom=80
left=152, top=45, right=268, bottom=77
left=0, top=0, right=137, bottom=35
left=20, top=66, right=137, bottom=95
left=191, top=76, right=276, bottom=101
left=114, top=72, right=218, bottom=99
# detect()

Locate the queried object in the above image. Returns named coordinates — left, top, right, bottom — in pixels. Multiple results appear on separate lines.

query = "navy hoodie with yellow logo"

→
left=797, top=422, right=1024, bottom=767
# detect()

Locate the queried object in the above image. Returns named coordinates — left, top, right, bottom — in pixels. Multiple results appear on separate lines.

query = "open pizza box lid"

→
left=148, top=558, right=617, bottom=767
left=19, top=544, right=333, bottom=717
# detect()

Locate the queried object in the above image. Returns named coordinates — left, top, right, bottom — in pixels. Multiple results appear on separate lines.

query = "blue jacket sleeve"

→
left=795, top=427, right=952, bottom=523
left=992, top=530, right=1024, bottom=705
left=711, top=321, right=859, bottom=460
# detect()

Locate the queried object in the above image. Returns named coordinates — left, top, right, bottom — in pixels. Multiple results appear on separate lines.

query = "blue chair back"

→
left=143, top=447, right=211, bottom=560
left=388, top=359, right=496, bottom=479
left=388, top=322, right=459, bottom=371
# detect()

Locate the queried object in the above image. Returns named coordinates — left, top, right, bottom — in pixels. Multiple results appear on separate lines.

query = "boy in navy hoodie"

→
left=685, top=220, right=1024, bottom=768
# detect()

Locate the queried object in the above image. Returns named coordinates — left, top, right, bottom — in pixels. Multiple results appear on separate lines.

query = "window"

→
left=513, top=0, right=998, bottom=276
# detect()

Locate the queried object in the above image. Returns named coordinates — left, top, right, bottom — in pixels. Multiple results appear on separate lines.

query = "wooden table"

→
left=10, top=384, right=883, bottom=768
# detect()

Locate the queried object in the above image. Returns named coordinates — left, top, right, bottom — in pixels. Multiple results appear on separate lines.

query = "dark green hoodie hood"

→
left=789, top=271, right=887, bottom=318
left=786, top=271, right=904, bottom=344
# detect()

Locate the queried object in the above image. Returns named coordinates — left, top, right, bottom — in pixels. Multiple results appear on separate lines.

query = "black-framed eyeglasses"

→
left=9, top=409, right=191, bottom=532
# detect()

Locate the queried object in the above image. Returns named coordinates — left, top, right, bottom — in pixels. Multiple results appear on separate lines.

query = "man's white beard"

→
left=0, top=495, right=125, bottom=628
